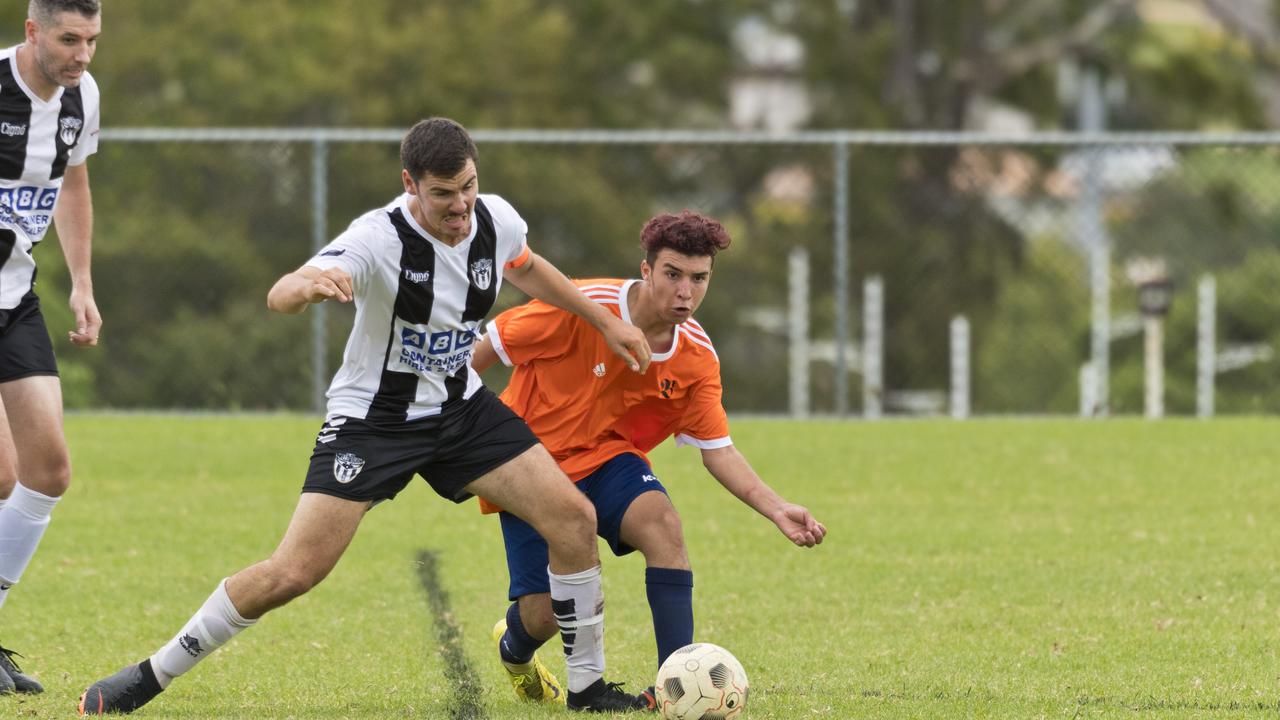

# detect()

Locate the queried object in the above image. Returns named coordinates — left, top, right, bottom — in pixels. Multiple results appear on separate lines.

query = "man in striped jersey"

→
left=473, top=211, right=826, bottom=710
left=0, top=0, right=101, bottom=697
left=79, top=118, right=653, bottom=715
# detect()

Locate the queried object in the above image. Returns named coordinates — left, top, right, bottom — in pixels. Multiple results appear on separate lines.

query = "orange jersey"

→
left=479, top=279, right=731, bottom=512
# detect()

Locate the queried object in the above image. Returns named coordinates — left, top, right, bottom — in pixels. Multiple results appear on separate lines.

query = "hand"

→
left=306, top=268, right=353, bottom=304
left=67, top=287, right=102, bottom=347
left=775, top=503, right=826, bottom=548
left=603, top=316, right=651, bottom=373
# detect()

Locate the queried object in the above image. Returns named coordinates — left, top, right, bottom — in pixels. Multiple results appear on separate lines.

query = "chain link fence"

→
left=36, top=129, right=1280, bottom=416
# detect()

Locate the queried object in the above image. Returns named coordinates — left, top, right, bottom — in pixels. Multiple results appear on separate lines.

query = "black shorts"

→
left=0, top=291, right=58, bottom=384
left=301, top=386, right=540, bottom=503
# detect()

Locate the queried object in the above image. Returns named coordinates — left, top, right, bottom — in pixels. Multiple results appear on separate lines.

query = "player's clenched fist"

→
left=305, top=267, right=353, bottom=304
left=266, top=266, right=355, bottom=314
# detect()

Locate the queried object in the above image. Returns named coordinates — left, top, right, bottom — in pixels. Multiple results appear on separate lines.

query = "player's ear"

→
left=401, top=169, right=417, bottom=195
left=640, top=259, right=651, bottom=280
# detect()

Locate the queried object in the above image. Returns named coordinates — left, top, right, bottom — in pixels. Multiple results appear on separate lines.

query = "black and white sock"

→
left=549, top=565, right=605, bottom=693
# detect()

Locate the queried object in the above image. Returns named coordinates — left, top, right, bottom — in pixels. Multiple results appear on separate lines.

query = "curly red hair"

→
left=640, top=211, right=732, bottom=266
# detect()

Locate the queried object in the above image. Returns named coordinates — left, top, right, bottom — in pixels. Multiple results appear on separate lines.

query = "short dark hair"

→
left=29, top=0, right=100, bottom=25
left=400, top=117, right=479, bottom=182
left=640, top=211, right=732, bottom=267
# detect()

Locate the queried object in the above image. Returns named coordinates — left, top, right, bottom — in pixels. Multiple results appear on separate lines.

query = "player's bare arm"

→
left=504, top=251, right=651, bottom=373
left=266, top=266, right=353, bottom=314
left=54, top=162, right=101, bottom=346
left=471, top=335, right=500, bottom=373
left=700, top=445, right=827, bottom=548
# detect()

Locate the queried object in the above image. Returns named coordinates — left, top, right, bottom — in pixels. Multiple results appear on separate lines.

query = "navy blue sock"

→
left=499, top=601, right=546, bottom=665
left=645, top=567, right=694, bottom=668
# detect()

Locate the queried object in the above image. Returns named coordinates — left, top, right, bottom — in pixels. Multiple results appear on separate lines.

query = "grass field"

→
left=5, top=416, right=1279, bottom=719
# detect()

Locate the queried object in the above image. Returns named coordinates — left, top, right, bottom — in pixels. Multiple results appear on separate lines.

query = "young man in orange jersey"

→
left=471, top=211, right=827, bottom=709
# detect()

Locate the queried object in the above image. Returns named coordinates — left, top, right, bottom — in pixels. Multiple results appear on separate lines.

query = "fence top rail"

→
left=101, top=127, right=1280, bottom=147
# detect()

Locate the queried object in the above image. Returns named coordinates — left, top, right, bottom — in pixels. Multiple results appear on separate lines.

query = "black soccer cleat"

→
left=0, top=643, right=43, bottom=694
left=567, top=678, right=651, bottom=713
left=78, top=659, right=163, bottom=716
left=638, top=685, right=657, bottom=712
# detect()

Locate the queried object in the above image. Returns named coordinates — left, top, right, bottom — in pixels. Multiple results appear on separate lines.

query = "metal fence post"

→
left=862, top=275, right=883, bottom=419
left=1197, top=274, right=1216, bottom=418
left=950, top=315, right=970, bottom=419
left=833, top=141, right=850, bottom=416
left=1078, top=66, right=1110, bottom=417
left=311, top=137, right=329, bottom=414
left=788, top=246, right=810, bottom=419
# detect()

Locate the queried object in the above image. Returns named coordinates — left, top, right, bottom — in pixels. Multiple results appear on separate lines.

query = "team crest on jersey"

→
left=593, top=363, right=607, bottom=378
left=59, top=116, right=83, bottom=146
left=333, top=452, right=366, bottom=484
left=470, top=259, right=494, bottom=290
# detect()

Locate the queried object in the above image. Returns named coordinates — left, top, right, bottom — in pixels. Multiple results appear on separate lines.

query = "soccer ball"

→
left=654, top=642, right=749, bottom=720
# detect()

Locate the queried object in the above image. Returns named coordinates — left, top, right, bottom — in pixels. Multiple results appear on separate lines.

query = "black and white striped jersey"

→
left=0, top=46, right=100, bottom=310
left=307, top=192, right=531, bottom=423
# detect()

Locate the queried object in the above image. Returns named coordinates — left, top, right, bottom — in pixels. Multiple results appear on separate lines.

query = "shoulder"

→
left=339, top=205, right=397, bottom=246
left=575, top=278, right=625, bottom=308
left=476, top=193, right=522, bottom=225
left=78, top=70, right=100, bottom=102
left=678, top=319, right=720, bottom=363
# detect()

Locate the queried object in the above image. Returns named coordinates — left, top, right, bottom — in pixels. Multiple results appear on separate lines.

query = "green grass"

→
left=6, top=416, right=1280, bottom=718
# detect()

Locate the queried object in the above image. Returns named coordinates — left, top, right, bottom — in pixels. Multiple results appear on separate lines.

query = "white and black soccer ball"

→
left=654, top=642, right=749, bottom=720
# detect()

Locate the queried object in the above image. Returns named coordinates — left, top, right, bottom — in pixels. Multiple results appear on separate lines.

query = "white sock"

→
left=0, top=482, right=60, bottom=611
left=148, top=579, right=256, bottom=688
left=549, top=564, right=605, bottom=693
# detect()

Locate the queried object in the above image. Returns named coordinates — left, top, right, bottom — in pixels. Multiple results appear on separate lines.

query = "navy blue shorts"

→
left=0, top=291, right=58, bottom=384
left=500, top=452, right=668, bottom=599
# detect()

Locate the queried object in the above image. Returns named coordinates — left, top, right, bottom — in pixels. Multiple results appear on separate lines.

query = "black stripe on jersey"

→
left=0, top=61, right=31, bottom=180
left=442, top=198, right=500, bottom=404
left=51, top=86, right=84, bottom=180
left=366, top=207, right=438, bottom=423
left=0, top=228, right=15, bottom=274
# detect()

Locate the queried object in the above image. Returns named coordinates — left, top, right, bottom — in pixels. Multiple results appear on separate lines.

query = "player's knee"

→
left=269, top=564, right=326, bottom=602
left=636, top=507, right=689, bottom=566
left=25, top=458, right=71, bottom=497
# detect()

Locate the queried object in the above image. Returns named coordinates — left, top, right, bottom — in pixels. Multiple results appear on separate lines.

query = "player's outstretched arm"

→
left=701, top=445, right=827, bottom=548
left=504, top=251, right=651, bottom=373
left=267, top=266, right=353, bottom=315
left=55, top=163, right=101, bottom=347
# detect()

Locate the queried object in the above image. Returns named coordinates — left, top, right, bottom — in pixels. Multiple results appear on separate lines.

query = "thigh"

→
left=0, top=393, right=15, bottom=496
left=0, top=374, right=69, bottom=492
left=499, top=510, right=551, bottom=600
left=580, top=453, right=670, bottom=556
left=464, top=443, right=586, bottom=541
left=269, top=492, right=370, bottom=574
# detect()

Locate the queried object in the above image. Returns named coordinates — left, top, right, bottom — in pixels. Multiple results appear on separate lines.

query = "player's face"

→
left=403, top=159, right=478, bottom=245
left=27, top=11, right=100, bottom=90
left=642, top=249, right=713, bottom=324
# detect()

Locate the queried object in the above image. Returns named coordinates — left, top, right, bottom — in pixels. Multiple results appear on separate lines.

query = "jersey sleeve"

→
left=304, top=224, right=376, bottom=289
left=486, top=300, right=580, bottom=367
left=674, top=372, right=732, bottom=450
left=67, top=74, right=100, bottom=166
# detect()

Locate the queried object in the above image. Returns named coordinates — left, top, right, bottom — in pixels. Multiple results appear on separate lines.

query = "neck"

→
left=15, top=44, right=58, bottom=102
left=628, top=281, right=676, bottom=352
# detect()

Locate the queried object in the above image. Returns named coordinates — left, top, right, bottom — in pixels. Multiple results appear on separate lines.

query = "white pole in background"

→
left=950, top=316, right=970, bottom=419
left=1196, top=275, right=1216, bottom=418
left=1079, top=65, right=1110, bottom=417
left=1080, top=362, right=1096, bottom=418
left=1144, top=315, right=1164, bottom=419
left=863, top=275, right=883, bottom=419
left=788, top=246, right=810, bottom=419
